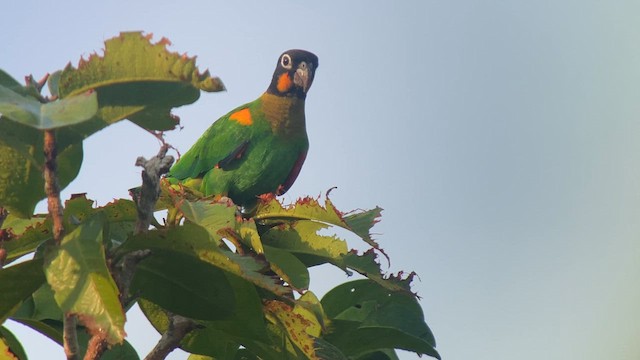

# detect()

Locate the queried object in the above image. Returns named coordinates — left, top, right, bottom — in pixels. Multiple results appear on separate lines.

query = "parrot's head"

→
left=267, top=49, right=318, bottom=99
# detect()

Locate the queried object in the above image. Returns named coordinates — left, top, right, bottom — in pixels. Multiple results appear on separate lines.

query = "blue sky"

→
left=3, top=1, right=640, bottom=359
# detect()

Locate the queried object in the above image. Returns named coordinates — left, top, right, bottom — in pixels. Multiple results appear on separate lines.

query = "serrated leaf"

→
left=0, top=258, right=46, bottom=323
left=131, top=249, right=235, bottom=321
left=255, top=196, right=386, bottom=259
left=262, top=222, right=411, bottom=293
left=56, top=31, right=224, bottom=135
left=321, top=280, right=439, bottom=359
left=59, top=32, right=223, bottom=97
left=44, top=214, right=125, bottom=345
left=342, top=250, right=416, bottom=294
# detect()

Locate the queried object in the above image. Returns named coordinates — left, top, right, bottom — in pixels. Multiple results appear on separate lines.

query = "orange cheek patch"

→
left=230, top=108, right=253, bottom=126
left=277, top=73, right=292, bottom=93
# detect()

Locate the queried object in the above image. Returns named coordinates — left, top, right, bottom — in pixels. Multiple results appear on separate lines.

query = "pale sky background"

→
left=3, top=1, right=640, bottom=359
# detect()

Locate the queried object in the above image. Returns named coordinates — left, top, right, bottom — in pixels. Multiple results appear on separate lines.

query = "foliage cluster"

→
left=0, top=32, right=438, bottom=360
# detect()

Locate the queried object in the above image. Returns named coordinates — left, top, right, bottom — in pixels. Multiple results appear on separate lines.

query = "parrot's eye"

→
left=281, top=54, right=292, bottom=69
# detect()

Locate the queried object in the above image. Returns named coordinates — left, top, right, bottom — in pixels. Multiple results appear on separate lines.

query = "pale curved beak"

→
left=294, top=62, right=311, bottom=92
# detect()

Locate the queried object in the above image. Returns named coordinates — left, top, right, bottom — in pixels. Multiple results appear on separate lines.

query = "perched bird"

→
left=167, top=49, right=318, bottom=209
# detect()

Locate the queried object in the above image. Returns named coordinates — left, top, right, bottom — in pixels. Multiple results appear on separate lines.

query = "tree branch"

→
left=44, top=129, right=79, bottom=360
left=85, top=145, right=174, bottom=360
left=133, top=144, right=174, bottom=233
left=44, top=130, right=64, bottom=245
left=83, top=333, right=107, bottom=360
left=144, top=314, right=197, bottom=360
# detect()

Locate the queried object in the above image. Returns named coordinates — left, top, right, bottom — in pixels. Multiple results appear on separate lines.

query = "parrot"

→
left=166, top=49, right=319, bottom=210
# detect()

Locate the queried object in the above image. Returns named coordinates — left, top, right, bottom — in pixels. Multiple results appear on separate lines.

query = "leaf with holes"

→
left=255, top=196, right=386, bottom=259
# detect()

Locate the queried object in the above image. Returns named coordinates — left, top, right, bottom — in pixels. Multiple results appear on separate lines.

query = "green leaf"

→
left=131, top=249, right=235, bottom=321
left=118, top=223, right=290, bottom=297
left=179, top=199, right=238, bottom=242
left=0, top=70, right=24, bottom=92
left=261, top=221, right=348, bottom=263
left=57, top=31, right=224, bottom=135
left=31, top=282, right=64, bottom=321
left=321, top=280, right=439, bottom=359
left=264, top=300, right=324, bottom=359
left=263, top=245, right=309, bottom=290
left=1, top=215, right=50, bottom=265
left=0, top=258, right=46, bottom=323
left=7, top=318, right=139, bottom=360
left=8, top=318, right=62, bottom=345
left=262, top=221, right=413, bottom=293
left=0, top=82, right=97, bottom=129
left=141, top=274, right=272, bottom=358
left=255, top=196, right=386, bottom=259
left=0, top=119, right=82, bottom=218
left=59, top=32, right=223, bottom=97
left=44, top=214, right=125, bottom=345
left=0, top=335, right=19, bottom=360
left=101, top=199, right=137, bottom=248
left=0, top=326, right=27, bottom=360
left=355, top=349, right=400, bottom=360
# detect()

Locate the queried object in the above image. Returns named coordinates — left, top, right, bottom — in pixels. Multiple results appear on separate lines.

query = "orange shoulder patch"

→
left=229, top=108, right=252, bottom=126
left=277, top=73, right=292, bottom=93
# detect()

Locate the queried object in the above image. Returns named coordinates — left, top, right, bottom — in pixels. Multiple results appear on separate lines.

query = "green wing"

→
left=168, top=103, right=259, bottom=180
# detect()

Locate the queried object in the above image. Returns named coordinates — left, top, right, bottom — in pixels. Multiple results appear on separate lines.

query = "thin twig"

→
left=44, top=129, right=78, bottom=360
left=144, top=315, right=197, bottom=360
left=0, top=207, right=7, bottom=268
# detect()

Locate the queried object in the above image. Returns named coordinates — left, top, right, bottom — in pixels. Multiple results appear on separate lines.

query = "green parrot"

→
left=167, top=49, right=318, bottom=209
